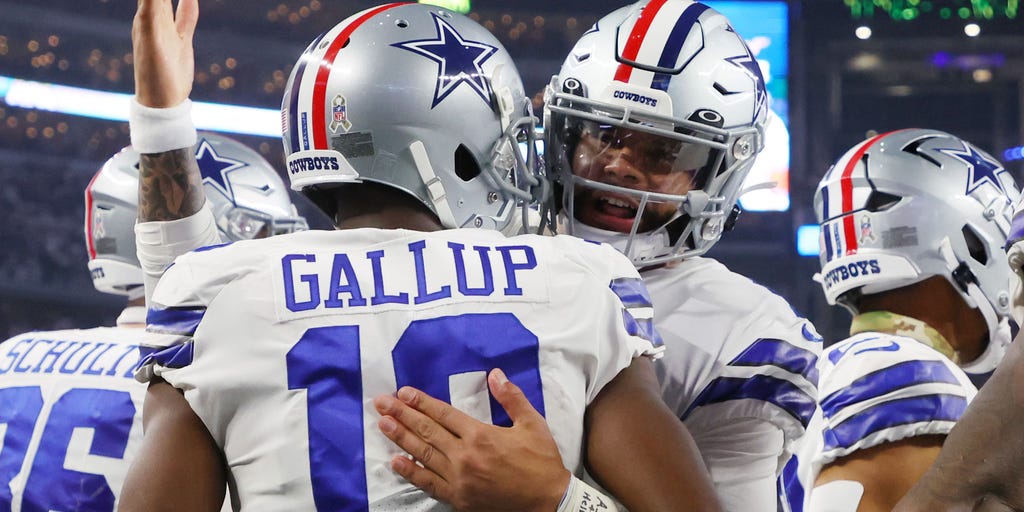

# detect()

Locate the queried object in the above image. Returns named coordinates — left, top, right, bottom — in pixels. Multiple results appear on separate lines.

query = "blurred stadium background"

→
left=1, top=0, right=1022, bottom=344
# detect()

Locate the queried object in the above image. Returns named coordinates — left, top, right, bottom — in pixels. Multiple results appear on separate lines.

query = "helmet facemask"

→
left=546, top=85, right=761, bottom=266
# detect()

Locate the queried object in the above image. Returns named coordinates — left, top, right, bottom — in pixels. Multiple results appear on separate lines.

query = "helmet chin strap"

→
left=938, top=236, right=1003, bottom=372
left=409, top=140, right=459, bottom=229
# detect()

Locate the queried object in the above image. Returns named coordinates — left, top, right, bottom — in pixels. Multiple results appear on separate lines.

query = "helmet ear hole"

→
left=962, top=224, right=989, bottom=265
left=454, top=144, right=481, bottom=182
left=864, top=191, right=902, bottom=212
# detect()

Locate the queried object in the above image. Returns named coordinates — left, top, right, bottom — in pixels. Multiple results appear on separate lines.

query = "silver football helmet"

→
left=814, top=129, right=1018, bottom=370
left=281, top=3, right=544, bottom=233
left=85, top=132, right=308, bottom=296
left=545, top=0, right=768, bottom=266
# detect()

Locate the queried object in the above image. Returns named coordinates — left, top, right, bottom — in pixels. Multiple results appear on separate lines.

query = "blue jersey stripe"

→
left=137, top=341, right=195, bottom=370
left=822, top=393, right=968, bottom=452
left=650, top=3, right=710, bottom=90
left=821, top=360, right=962, bottom=418
left=194, top=242, right=233, bottom=253
left=779, top=454, right=805, bottom=512
left=730, top=337, right=819, bottom=385
left=147, top=306, right=206, bottom=336
left=609, top=277, right=654, bottom=309
left=684, top=374, right=816, bottom=427
left=621, top=310, right=663, bottom=347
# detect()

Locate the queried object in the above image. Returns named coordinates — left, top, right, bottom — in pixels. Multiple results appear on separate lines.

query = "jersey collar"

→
left=850, top=310, right=957, bottom=362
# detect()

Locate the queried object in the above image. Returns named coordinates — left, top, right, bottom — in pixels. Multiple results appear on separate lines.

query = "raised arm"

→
left=132, top=0, right=204, bottom=222
left=131, top=0, right=220, bottom=303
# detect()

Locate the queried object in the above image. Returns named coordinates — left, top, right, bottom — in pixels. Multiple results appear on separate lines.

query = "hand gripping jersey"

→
left=642, top=257, right=821, bottom=511
left=0, top=309, right=152, bottom=511
left=798, top=320, right=977, bottom=512
left=138, top=228, right=662, bottom=510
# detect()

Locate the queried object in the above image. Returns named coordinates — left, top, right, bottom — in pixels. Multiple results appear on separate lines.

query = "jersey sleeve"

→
left=134, top=241, right=244, bottom=383
left=579, top=238, right=664, bottom=358
left=553, top=236, right=665, bottom=404
left=815, top=334, right=977, bottom=467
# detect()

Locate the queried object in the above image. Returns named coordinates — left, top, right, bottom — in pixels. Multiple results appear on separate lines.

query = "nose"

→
left=603, top=146, right=644, bottom=185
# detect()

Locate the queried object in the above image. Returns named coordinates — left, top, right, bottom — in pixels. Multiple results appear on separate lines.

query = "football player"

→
left=0, top=138, right=305, bottom=510
left=380, top=1, right=820, bottom=510
left=790, top=129, right=1018, bottom=512
left=118, top=2, right=722, bottom=511
left=895, top=144, right=1024, bottom=512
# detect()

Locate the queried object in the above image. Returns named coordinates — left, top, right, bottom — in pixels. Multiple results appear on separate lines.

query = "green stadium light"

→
left=418, top=0, right=471, bottom=13
left=844, top=0, right=1018, bottom=19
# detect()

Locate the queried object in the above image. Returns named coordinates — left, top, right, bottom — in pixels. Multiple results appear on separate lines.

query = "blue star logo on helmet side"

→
left=392, top=13, right=498, bottom=109
left=937, top=142, right=1009, bottom=195
left=725, top=47, right=768, bottom=124
left=196, top=139, right=248, bottom=205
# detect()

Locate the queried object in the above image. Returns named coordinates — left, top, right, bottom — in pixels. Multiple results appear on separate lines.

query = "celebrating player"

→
left=788, top=129, right=1018, bottom=512
left=0, top=137, right=305, bottom=510
left=118, top=2, right=722, bottom=511
left=380, top=1, right=820, bottom=510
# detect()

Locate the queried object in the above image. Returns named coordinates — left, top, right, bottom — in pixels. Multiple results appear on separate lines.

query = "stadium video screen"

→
left=706, top=0, right=790, bottom=212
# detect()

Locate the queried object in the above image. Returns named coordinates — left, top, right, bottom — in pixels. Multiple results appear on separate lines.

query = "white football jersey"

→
left=782, top=331, right=978, bottom=512
left=139, top=228, right=662, bottom=511
left=643, top=256, right=821, bottom=511
left=0, top=308, right=150, bottom=511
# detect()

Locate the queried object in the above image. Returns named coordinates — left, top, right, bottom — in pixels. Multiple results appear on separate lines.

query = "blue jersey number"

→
left=286, top=313, right=544, bottom=511
left=0, top=387, right=135, bottom=511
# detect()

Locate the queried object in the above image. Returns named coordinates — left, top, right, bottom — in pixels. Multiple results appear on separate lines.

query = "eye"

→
left=596, top=129, right=617, bottom=144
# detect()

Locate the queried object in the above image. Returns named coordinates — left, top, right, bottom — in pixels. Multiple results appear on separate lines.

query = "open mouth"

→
left=598, top=195, right=638, bottom=219
left=577, top=192, right=641, bottom=233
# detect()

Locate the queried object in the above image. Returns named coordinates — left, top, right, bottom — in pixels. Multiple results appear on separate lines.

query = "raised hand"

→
left=374, top=368, right=570, bottom=512
left=132, top=0, right=198, bottom=108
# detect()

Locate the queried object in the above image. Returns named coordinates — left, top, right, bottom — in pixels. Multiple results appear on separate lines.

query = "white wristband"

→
left=557, top=475, right=619, bottom=512
left=129, top=97, right=197, bottom=154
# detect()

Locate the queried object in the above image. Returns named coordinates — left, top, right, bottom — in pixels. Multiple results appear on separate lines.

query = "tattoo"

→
left=138, top=148, right=206, bottom=222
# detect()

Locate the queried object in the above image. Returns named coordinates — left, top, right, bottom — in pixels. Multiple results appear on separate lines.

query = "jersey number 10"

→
left=287, top=313, right=546, bottom=510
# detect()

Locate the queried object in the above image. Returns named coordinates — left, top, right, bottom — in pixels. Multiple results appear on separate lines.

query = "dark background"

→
left=1, top=0, right=1021, bottom=344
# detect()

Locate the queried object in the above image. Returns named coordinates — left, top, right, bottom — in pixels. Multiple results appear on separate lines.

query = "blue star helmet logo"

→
left=937, top=142, right=1009, bottom=195
left=724, top=33, right=768, bottom=124
left=195, top=139, right=248, bottom=205
left=391, top=12, right=498, bottom=109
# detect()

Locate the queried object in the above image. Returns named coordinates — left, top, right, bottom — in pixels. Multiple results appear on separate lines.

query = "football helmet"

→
left=815, top=129, right=1018, bottom=367
left=85, top=132, right=308, bottom=296
left=281, top=3, right=544, bottom=233
left=544, top=0, right=768, bottom=266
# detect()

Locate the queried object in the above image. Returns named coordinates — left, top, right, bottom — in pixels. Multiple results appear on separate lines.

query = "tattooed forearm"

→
left=138, top=148, right=205, bottom=222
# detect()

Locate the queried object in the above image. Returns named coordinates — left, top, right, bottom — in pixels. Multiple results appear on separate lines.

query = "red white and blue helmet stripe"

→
left=613, top=0, right=711, bottom=91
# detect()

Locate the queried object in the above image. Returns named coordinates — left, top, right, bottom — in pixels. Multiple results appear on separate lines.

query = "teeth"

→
left=603, top=197, right=633, bottom=208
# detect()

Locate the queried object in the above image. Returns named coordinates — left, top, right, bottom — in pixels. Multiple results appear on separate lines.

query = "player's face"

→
left=570, top=122, right=707, bottom=233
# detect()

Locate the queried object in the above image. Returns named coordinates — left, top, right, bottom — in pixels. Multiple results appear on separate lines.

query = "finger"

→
left=175, top=0, right=199, bottom=39
left=136, top=0, right=173, bottom=31
left=377, top=415, right=452, bottom=475
left=395, top=386, right=479, bottom=437
left=375, top=395, right=459, bottom=453
left=488, top=368, right=544, bottom=425
left=390, top=455, right=454, bottom=504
